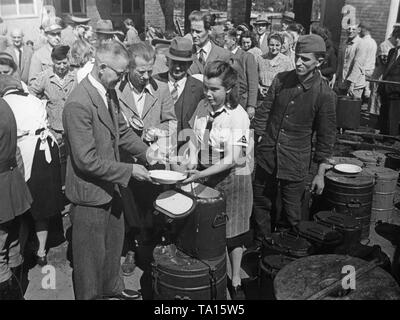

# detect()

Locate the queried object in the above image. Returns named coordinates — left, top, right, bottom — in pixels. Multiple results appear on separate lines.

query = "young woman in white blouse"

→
left=183, top=60, right=253, bottom=299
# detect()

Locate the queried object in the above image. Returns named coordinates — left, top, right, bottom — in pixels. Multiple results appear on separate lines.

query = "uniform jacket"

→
left=188, top=41, right=232, bottom=75
left=232, top=48, right=258, bottom=109
left=28, top=44, right=53, bottom=83
left=0, top=97, right=32, bottom=224
left=5, top=45, right=33, bottom=84
left=62, top=77, right=149, bottom=207
left=153, top=72, right=204, bottom=135
left=253, top=70, right=337, bottom=182
left=116, top=76, right=177, bottom=136
left=382, top=47, right=400, bottom=99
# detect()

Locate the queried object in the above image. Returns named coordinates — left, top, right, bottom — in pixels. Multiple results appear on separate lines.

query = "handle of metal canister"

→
left=175, top=295, right=191, bottom=300
left=151, top=262, right=160, bottom=296
left=213, top=213, right=228, bottom=228
left=209, top=267, right=218, bottom=300
left=347, top=200, right=361, bottom=208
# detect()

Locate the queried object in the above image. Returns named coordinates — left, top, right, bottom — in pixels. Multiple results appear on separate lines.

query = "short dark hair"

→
left=189, top=10, right=213, bottom=31
left=127, top=42, right=155, bottom=68
left=268, top=32, right=283, bottom=45
left=227, top=29, right=237, bottom=39
left=240, top=31, right=258, bottom=49
left=95, top=40, right=129, bottom=64
left=393, top=27, right=400, bottom=39
left=204, top=60, right=239, bottom=109
left=287, top=23, right=305, bottom=35
left=0, top=55, right=17, bottom=73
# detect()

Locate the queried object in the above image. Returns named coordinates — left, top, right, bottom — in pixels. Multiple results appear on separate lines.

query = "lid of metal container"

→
left=326, top=170, right=374, bottom=186
left=352, top=150, right=387, bottom=164
left=363, top=165, right=399, bottom=180
left=180, top=183, right=221, bottom=199
left=266, top=232, right=312, bottom=253
left=331, top=157, right=363, bottom=168
left=262, top=255, right=296, bottom=270
left=314, top=211, right=360, bottom=230
left=387, top=153, right=400, bottom=160
left=154, top=190, right=195, bottom=219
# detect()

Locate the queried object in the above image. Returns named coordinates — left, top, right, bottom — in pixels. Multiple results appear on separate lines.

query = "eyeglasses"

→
left=48, top=32, right=61, bottom=37
left=101, top=63, right=126, bottom=79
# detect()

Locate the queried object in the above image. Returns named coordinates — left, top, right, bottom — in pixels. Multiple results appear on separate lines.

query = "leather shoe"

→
left=121, top=251, right=136, bottom=277
left=36, top=255, right=47, bottom=267
left=230, top=285, right=246, bottom=300
left=106, top=289, right=141, bottom=300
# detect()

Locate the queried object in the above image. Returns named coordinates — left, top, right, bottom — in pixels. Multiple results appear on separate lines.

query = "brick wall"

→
left=145, top=0, right=166, bottom=30
left=341, top=0, right=391, bottom=46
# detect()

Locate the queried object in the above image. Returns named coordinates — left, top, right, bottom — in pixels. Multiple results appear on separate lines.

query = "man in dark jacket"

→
left=380, top=27, right=400, bottom=135
left=0, top=79, right=32, bottom=299
left=224, top=29, right=258, bottom=119
left=252, top=34, right=337, bottom=244
left=154, top=36, right=204, bottom=143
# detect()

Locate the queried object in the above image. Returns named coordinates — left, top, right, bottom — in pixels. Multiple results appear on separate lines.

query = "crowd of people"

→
left=0, top=9, right=399, bottom=300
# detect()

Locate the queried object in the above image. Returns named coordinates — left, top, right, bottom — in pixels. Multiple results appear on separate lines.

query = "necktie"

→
left=17, top=47, right=22, bottom=70
left=198, top=49, right=206, bottom=66
left=200, top=109, right=225, bottom=166
left=106, top=91, right=115, bottom=125
left=171, top=81, right=179, bottom=104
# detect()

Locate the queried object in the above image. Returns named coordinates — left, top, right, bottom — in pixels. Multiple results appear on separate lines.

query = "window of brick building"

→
left=0, top=0, right=37, bottom=17
left=61, top=0, right=86, bottom=14
left=112, top=0, right=141, bottom=15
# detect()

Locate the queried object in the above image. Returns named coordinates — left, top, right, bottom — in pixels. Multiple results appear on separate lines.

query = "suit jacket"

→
left=5, top=45, right=33, bottom=84
left=232, top=48, right=258, bottom=109
left=116, top=76, right=177, bottom=137
left=0, top=98, right=32, bottom=223
left=189, top=41, right=232, bottom=75
left=258, top=32, right=270, bottom=55
left=62, top=77, right=149, bottom=207
left=382, top=47, right=400, bottom=98
left=153, top=72, right=204, bottom=135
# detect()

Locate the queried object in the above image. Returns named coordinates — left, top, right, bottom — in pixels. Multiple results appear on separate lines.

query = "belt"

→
left=0, top=158, right=17, bottom=174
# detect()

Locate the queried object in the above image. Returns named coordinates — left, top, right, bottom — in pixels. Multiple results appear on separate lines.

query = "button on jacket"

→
left=253, top=70, right=336, bottom=181
left=29, top=68, right=77, bottom=131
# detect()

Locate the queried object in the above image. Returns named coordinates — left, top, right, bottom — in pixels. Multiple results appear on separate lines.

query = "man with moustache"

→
left=62, top=41, right=160, bottom=300
left=188, top=10, right=232, bottom=76
left=252, top=34, right=336, bottom=246
left=154, top=36, right=204, bottom=143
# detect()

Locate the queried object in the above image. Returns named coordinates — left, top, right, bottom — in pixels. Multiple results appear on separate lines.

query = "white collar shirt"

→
left=88, top=73, right=108, bottom=109
left=259, top=33, right=266, bottom=46
left=231, top=46, right=239, bottom=55
left=168, top=74, right=187, bottom=101
left=129, top=80, right=152, bottom=118
left=197, top=40, right=212, bottom=62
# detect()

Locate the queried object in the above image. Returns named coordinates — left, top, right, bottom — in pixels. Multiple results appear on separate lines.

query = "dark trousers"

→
left=253, top=165, right=306, bottom=242
left=70, top=195, right=125, bottom=300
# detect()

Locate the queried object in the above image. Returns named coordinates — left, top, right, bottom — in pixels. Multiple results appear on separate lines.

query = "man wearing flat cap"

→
left=61, top=15, right=91, bottom=47
left=252, top=34, right=336, bottom=245
left=29, top=45, right=77, bottom=182
left=29, top=18, right=63, bottom=83
left=254, top=13, right=272, bottom=54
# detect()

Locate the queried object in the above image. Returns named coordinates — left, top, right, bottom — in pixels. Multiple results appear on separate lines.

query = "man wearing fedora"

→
left=29, top=18, right=63, bottom=83
left=188, top=10, right=232, bottom=76
left=254, top=13, right=272, bottom=55
left=281, top=11, right=296, bottom=31
left=95, top=20, right=120, bottom=47
left=154, top=36, right=204, bottom=141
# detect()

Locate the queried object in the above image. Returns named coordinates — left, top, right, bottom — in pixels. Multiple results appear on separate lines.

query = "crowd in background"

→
left=1, top=8, right=400, bottom=301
